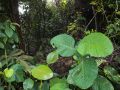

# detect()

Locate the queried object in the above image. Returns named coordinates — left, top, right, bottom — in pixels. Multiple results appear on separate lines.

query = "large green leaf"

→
left=92, top=75, right=114, bottom=90
left=104, top=66, right=120, bottom=84
left=77, top=32, right=114, bottom=57
left=50, top=78, right=70, bottom=90
left=50, top=34, right=75, bottom=57
left=67, top=58, right=98, bottom=89
left=31, top=65, right=53, bottom=80
left=23, top=78, right=34, bottom=90
left=47, top=51, right=58, bottom=64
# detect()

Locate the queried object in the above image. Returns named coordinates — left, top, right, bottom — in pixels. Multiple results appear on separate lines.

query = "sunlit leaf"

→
left=47, top=51, right=58, bottom=64
left=31, top=65, right=53, bottom=80
left=116, top=11, right=120, bottom=15
left=4, top=68, right=14, bottom=78
left=77, top=32, right=113, bottom=57
left=0, top=62, right=2, bottom=68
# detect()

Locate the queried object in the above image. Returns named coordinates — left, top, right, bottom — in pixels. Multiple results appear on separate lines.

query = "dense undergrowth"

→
left=0, top=0, right=120, bottom=90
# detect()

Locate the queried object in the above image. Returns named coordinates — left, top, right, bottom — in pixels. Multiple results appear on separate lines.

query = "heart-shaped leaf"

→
left=50, top=34, right=75, bottom=57
left=67, top=58, right=98, bottom=89
left=4, top=68, right=14, bottom=78
left=31, top=65, right=53, bottom=80
left=77, top=32, right=114, bottom=57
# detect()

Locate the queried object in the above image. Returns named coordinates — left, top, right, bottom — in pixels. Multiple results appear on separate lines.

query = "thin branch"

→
left=85, top=12, right=97, bottom=31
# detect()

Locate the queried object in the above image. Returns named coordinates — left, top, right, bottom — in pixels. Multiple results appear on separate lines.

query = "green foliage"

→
left=49, top=32, right=114, bottom=89
left=41, top=81, right=49, bottom=90
left=0, top=20, right=45, bottom=89
left=50, top=78, right=70, bottom=90
left=4, top=68, right=14, bottom=78
left=0, top=20, right=19, bottom=49
left=23, top=78, right=34, bottom=90
left=31, top=65, right=53, bottom=80
left=67, top=58, right=98, bottom=89
left=1, top=0, right=120, bottom=89
left=77, top=32, right=114, bottom=57
left=0, top=41, right=4, bottom=49
left=92, top=75, right=114, bottom=90
left=0, top=28, right=116, bottom=89
left=104, top=66, right=120, bottom=84
left=50, top=34, right=76, bottom=57
left=11, top=64, right=25, bottom=82
left=106, top=18, right=120, bottom=37
left=5, top=24, right=14, bottom=38
left=67, top=13, right=85, bottom=36
left=0, top=87, right=4, bottom=90
left=47, top=51, right=59, bottom=64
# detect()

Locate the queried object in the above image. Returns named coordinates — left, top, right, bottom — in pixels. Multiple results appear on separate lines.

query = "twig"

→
left=85, top=12, right=97, bottom=31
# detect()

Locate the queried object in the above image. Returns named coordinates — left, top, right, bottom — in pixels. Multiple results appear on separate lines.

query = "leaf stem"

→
left=40, top=80, right=43, bottom=90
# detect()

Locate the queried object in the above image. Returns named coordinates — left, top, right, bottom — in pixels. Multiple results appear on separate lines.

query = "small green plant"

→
left=47, top=32, right=115, bottom=90
left=0, top=21, right=118, bottom=90
left=0, top=20, right=53, bottom=90
left=106, top=18, right=120, bottom=38
left=0, top=20, right=19, bottom=49
left=0, top=20, right=119, bottom=90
